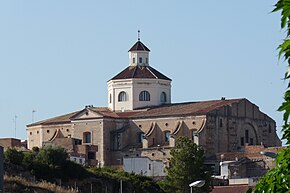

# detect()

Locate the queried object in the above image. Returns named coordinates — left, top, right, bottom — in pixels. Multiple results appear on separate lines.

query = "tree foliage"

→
left=255, top=1, right=290, bottom=192
left=35, top=146, right=68, bottom=168
left=160, top=137, right=212, bottom=193
left=4, top=148, right=24, bottom=165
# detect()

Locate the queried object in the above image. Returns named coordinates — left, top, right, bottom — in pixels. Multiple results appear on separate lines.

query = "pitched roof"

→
left=128, top=41, right=150, bottom=52
left=126, top=99, right=244, bottom=118
left=110, top=65, right=171, bottom=81
left=27, top=111, right=80, bottom=127
left=27, top=99, right=245, bottom=126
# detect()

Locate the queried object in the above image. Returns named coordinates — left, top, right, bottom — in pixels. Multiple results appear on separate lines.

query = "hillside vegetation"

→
left=4, top=146, right=163, bottom=193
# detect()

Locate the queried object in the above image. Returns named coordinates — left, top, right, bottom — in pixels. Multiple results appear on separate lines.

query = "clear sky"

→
left=0, top=1, right=286, bottom=144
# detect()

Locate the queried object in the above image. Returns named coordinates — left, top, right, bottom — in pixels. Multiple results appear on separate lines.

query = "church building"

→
left=26, top=38, right=281, bottom=167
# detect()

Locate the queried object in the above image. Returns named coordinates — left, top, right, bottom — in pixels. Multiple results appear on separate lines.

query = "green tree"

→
left=35, top=146, right=68, bottom=168
left=4, top=148, right=24, bottom=165
left=160, top=136, right=211, bottom=193
left=255, top=1, right=290, bottom=192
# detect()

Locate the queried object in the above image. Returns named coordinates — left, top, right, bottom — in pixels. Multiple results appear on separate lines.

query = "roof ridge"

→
left=146, top=66, right=158, bottom=79
left=132, top=65, right=138, bottom=78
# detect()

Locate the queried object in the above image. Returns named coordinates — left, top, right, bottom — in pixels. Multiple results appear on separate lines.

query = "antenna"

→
left=13, top=115, right=17, bottom=138
left=138, top=30, right=140, bottom=41
left=32, top=110, right=36, bottom=122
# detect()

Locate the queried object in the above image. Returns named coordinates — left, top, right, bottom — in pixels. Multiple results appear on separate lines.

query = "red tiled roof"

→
left=128, top=41, right=150, bottom=52
left=27, top=99, right=244, bottom=126
left=127, top=99, right=243, bottom=118
left=110, top=65, right=171, bottom=81
left=27, top=111, right=80, bottom=127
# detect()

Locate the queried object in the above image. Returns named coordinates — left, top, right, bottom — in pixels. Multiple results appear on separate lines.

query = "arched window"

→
left=160, top=92, right=167, bottom=103
left=165, top=131, right=171, bottom=142
left=118, top=91, right=127, bottom=102
left=83, top=132, right=91, bottom=144
left=139, top=91, right=150, bottom=101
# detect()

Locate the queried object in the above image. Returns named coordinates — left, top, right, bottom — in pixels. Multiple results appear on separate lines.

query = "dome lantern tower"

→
left=108, top=34, right=171, bottom=111
left=128, top=30, right=150, bottom=67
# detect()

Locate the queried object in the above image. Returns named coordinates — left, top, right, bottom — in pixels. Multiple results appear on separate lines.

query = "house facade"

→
left=26, top=39, right=281, bottom=167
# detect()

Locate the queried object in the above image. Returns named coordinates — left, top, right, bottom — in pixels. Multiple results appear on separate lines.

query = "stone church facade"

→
left=26, top=39, right=281, bottom=167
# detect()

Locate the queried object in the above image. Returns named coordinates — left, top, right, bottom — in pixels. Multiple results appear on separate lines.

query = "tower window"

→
left=118, top=91, right=127, bottom=102
left=160, top=92, right=167, bottom=103
left=139, top=57, right=142, bottom=63
left=139, top=91, right=150, bottom=101
left=146, top=58, right=148, bottom=63
left=133, top=58, right=136, bottom=63
left=109, top=94, right=112, bottom=103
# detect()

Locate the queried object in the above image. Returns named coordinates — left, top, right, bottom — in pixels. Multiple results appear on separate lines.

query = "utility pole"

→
left=32, top=110, right=36, bottom=122
left=13, top=115, right=17, bottom=138
left=120, top=179, right=123, bottom=193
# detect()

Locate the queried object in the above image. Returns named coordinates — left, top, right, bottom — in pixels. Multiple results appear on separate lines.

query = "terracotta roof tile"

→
left=27, top=99, right=244, bottom=126
left=128, top=99, right=243, bottom=118
left=27, top=111, right=80, bottom=127
left=110, top=66, right=171, bottom=81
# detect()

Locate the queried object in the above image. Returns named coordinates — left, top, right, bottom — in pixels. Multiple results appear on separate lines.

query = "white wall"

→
left=129, top=51, right=149, bottom=66
left=123, top=157, right=165, bottom=177
left=70, top=156, right=86, bottom=166
left=108, top=78, right=171, bottom=111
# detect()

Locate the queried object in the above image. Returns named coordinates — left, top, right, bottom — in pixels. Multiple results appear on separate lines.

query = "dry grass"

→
left=4, top=175, right=77, bottom=193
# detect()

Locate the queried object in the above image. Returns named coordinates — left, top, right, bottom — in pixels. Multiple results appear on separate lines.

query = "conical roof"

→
left=128, top=41, right=150, bottom=52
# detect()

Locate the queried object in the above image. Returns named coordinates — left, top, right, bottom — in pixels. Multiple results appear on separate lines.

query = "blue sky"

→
left=0, top=1, right=286, bottom=144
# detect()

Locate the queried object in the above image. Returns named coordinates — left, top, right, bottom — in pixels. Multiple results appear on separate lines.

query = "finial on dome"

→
left=138, top=30, right=140, bottom=41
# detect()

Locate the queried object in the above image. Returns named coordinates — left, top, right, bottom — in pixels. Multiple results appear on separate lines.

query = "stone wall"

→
left=0, top=138, right=22, bottom=150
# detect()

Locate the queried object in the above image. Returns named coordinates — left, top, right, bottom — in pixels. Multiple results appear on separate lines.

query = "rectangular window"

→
left=146, top=58, right=148, bottom=63
left=240, top=137, right=244, bottom=146
left=139, top=57, right=142, bottom=63
left=138, top=133, right=144, bottom=143
left=88, top=152, right=96, bottom=160
left=165, top=132, right=170, bottom=142
left=133, top=58, right=135, bottom=63
left=113, top=133, right=121, bottom=150
left=219, top=119, right=223, bottom=127
left=245, top=130, right=249, bottom=143
left=250, top=138, right=253, bottom=145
